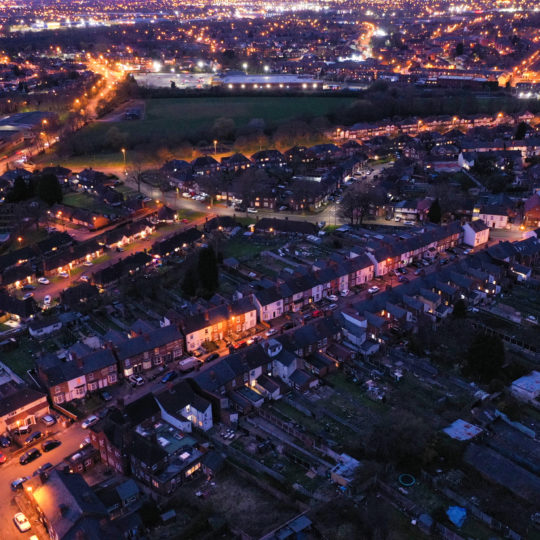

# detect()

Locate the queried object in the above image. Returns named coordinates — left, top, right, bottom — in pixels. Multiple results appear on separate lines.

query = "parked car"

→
left=22, top=284, right=36, bottom=291
left=12, top=424, right=31, bottom=436
left=282, top=321, right=294, bottom=331
left=13, top=512, right=31, bottom=532
left=33, top=462, right=53, bottom=476
left=328, top=303, right=338, bottom=310
left=265, top=328, right=277, bottom=337
left=0, top=435, right=12, bottom=447
left=24, top=431, right=43, bottom=445
left=340, top=289, right=350, bottom=297
left=246, top=207, right=258, bottom=214
left=161, top=371, right=178, bottom=384
left=83, top=260, right=94, bottom=267
left=44, top=295, right=52, bottom=305
left=41, top=414, right=56, bottom=426
left=37, top=277, right=50, bottom=285
left=312, top=309, right=323, bottom=318
left=19, top=448, right=41, bottom=465
left=206, top=352, right=219, bottom=362
left=22, top=292, right=34, bottom=300
left=100, top=390, right=113, bottom=401
left=80, top=437, right=91, bottom=449
left=368, top=286, right=380, bottom=294
left=80, top=275, right=90, bottom=282
left=327, top=294, right=339, bottom=302
left=10, top=477, right=28, bottom=491
left=81, top=415, right=99, bottom=429
left=128, top=375, right=145, bottom=387
left=58, top=271, right=69, bottom=278
left=42, top=439, right=61, bottom=452
left=398, top=276, right=409, bottom=283
left=0, top=452, right=6, bottom=464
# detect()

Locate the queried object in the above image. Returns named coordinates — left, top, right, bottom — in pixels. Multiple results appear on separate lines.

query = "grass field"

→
left=69, top=96, right=355, bottom=151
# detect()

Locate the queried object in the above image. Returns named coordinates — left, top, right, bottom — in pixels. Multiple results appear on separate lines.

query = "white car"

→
left=80, top=275, right=90, bottom=282
left=58, top=271, right=69, bottom=279
left=37, top=277, right=50, bottom=285
left=340, top=289, right=350, bottom=297
left=368, top=286, right=380, bottom=294
left=44, top=295, right=51, bottom=305
left=83, top=261, right=93, bottom=267
left=247, top=207, right=258, bottom=214
left=265, top=328, right=277, bottom=337
left=129, top=375, right=145, bottom=386
left=13, top=512, right=31, bottom=532
left=327, top=294, right=339, bottom=302
left=81, top=415, right=99, bottom=429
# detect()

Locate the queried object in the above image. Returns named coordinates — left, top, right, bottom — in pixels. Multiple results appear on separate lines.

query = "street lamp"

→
left=264, top=65, right=270, bottom=73
left=121, top=148, right=126, bottom=175
left=242, top=62, right=248, bottom=73
left=213, top=140, right=218, bottom=155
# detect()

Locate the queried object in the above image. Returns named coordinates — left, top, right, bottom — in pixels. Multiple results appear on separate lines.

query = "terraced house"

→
left=181, top=297, right=257, bottom=352
left=113, top=324, right=185, bottom=377
left=36, top=349, right=118, bottom=404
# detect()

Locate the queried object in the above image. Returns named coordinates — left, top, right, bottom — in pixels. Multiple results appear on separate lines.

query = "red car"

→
left=182, top=218, right=189, bottom=223
left=0, top=452, right=6, bottom=464
left=312, top=310, right=323, bottom=318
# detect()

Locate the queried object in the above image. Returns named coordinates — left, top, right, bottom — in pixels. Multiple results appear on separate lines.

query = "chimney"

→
left=59, top=504, right=69, bottom=517
left=227, top=305, right=232, bottom=315
left=144, top=333, right=150, bottom=342
left=204, top=311, right=210, bottom=322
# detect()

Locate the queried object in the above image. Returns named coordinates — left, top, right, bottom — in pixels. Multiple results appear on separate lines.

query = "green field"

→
left=69, top=96, right=355, bottom=151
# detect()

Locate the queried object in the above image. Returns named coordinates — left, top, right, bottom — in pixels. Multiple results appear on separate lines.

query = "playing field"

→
left=73, top=95, right=355, bottom=148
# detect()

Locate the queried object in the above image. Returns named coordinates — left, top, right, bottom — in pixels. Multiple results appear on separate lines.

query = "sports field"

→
left=70, top=96, right=355, bottom=149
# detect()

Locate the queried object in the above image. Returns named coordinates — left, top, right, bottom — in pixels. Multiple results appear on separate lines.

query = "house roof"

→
left=0, top=382, right=46, bottom=417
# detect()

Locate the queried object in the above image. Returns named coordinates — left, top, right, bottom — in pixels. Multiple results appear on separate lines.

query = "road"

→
left=0, top=422, right=88, bottom=540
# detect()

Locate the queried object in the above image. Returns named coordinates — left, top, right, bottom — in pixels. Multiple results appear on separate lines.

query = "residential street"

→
left=0, top=422, right=88, bottom=540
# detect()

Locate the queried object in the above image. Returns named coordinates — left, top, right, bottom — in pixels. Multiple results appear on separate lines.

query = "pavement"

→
left=0, top=421, right=88, bottom=540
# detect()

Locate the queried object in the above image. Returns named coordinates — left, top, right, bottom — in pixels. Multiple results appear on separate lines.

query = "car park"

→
left=81, top=415, right=99, bottom=429
left=368, top=286, right=380, bottom=294
left=41, top=414, right=56, bottom=426
left=13, top=512, right=31, bottom=532
left=20, top=448, right=41, bottom=465
left=37, top=277, right=50, bottom=285
left=42, top=439, right=61, bottom=452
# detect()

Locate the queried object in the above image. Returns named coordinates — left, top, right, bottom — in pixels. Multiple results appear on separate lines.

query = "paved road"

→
left=0, top=422, right=88, bottom=540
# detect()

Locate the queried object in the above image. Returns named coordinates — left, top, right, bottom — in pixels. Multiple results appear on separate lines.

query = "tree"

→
left=36, top=173, right=63, bottom=206
left=428, top=198, right=442, bottom=224
left=7, top=176, right=30, bottom=202
left=465, top=333, right=505, bottom=382
left=455, top=42, right=464, bottom=57
left=514, top=121, right=529, bottom=140
left=181, top=266, right=198, bottom=297
left=197, top=246, right=219, bottom=293
left=339, top=182, right=385, bottom=226
left=452, top=299, right=467, bottom=318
